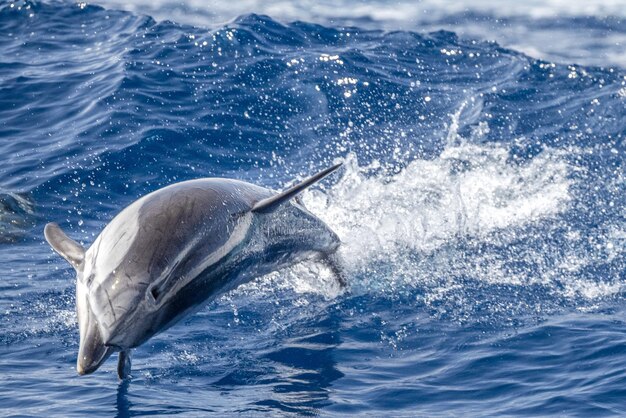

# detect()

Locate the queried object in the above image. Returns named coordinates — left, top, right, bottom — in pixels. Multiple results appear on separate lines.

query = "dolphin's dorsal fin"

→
left=44, top=222, right=85, bottom=271
left=252, top=162, right=342, bottom=213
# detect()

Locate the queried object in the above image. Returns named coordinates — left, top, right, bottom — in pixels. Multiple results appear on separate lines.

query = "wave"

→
left=2, top=2, right=626, bottom=415
left=0, top=192, right=35, bottom=242
left=90, top=0, right=626, bottom=68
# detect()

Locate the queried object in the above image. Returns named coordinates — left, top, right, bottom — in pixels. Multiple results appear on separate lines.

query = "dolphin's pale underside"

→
left=44, top=163, right=344, bottom=379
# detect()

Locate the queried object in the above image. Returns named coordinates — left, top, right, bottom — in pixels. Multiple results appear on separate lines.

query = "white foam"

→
left=307, top=142, right=571, bottom=263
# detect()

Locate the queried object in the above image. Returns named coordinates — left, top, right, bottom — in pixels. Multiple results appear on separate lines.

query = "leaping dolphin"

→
left=44, top=163, right=344, bottom=379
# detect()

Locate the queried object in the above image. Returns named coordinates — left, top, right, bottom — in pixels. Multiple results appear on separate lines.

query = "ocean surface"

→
left=1, top=0, right=625, bottom=416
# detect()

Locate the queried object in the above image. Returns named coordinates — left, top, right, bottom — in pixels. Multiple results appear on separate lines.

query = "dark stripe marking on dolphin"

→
left=44, top=163, right=345, bottom=379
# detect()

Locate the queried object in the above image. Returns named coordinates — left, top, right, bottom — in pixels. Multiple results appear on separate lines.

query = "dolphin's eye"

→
left=150, top=286, right=159, bottom=301
left=84, top=274, right=95, bottom=287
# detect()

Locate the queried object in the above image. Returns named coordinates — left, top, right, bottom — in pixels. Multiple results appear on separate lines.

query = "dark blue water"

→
left=1, top=0, right=626, bottom=416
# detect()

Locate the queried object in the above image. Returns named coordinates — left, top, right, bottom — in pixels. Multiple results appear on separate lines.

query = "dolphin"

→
left=44, top=163, right=345, bottom=379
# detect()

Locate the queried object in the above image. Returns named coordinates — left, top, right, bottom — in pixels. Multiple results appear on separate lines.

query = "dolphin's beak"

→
left=76, top=308, right=115, bottom=375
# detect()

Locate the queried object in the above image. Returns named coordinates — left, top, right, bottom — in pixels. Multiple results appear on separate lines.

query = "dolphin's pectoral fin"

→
left=322, top=252, right=347, bottom=288
left=252, top=162, right=342, bottom=213
left=117, top=350, right=132, bottom=380
left=44, top=222, right=85, bottom=271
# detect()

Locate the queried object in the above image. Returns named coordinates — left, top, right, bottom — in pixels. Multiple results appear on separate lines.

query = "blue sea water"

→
left=1, top=0, right=626, bottom=416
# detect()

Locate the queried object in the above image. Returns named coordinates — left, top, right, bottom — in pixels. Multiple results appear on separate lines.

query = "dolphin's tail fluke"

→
left=252, top=162, right=342, bottom=213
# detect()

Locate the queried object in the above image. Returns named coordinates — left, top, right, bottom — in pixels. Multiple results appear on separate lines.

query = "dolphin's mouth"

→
left=77, top=344, right=115, bottom=375
left=77, top=345, right=114, bottom=376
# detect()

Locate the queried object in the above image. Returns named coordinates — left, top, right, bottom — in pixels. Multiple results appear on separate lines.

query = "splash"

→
left=302, top=95, right=573, bottom=281
left=236, top=106, right=583, bottom=309
left=307, top=143, right=571, bottom=266
left=239, top=99, right=615, bottom=314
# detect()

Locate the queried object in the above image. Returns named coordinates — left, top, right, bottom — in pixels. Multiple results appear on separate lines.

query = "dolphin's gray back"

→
left=84, top=179, right=273, bottom=330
